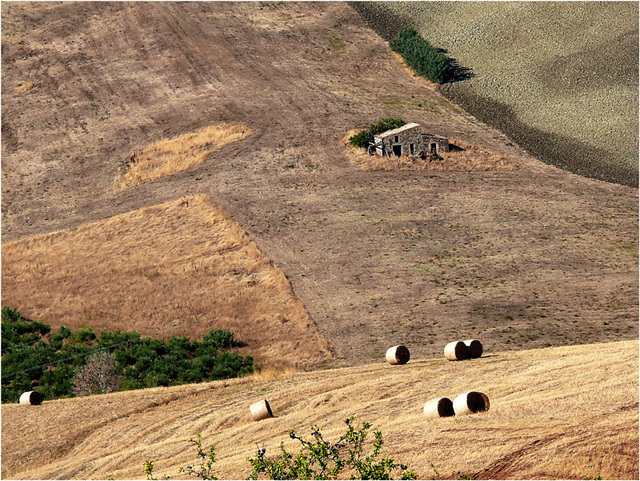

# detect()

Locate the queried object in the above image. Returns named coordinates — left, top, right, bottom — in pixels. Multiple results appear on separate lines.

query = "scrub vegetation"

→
left=1, top=307, right=255, bottom=404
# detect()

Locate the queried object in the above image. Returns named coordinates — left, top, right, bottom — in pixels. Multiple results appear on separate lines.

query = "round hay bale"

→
left=464, top=339, right=483, bottom=358
left=453, top=391, right=490, bottom=416
left=250, top=399, right=273, bottom=421
left=385, top=345, right=410, bottom=365
left=19, top=391, right=44, bottom=406
left=423, top=397, right=455, bottom=419
left=444, top=341, right=469, bottom=361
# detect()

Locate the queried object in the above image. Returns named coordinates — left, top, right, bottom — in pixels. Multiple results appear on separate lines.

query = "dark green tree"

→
left=349, top=118, right=406, bottom=149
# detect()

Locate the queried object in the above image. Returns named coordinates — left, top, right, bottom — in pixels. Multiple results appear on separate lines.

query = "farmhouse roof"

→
left=375, top=122, right=421, bottom=139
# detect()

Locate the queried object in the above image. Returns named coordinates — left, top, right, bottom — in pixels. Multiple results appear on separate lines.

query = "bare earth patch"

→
left=1, top=194, right=331, bottom=368
left=118, top=123, right=251, bottom=188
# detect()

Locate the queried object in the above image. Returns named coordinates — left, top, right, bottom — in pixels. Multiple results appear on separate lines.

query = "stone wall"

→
left=374, top=123, right=423, bottom=157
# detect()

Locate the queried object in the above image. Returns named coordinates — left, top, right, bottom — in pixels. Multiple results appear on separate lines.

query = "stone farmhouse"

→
left=368, top=123, right=449, bottom=158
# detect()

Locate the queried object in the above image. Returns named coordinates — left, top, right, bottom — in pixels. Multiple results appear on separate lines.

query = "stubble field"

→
left=1, top=2, right=638, bottom=478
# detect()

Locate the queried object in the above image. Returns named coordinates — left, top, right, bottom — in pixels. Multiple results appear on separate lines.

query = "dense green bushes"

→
left=1, top=307, right=255, bottom=403
left=349, top=118, right=406, bottom=149
left=389, top=27, right=456, bottom=84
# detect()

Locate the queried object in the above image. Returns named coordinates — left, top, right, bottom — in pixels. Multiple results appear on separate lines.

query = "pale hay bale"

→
left=452, top=391, right=490, bottom=416
left=250, top=399, right=273, bottom=421
left=444, top=341, right=469, bottom=361
left=19, top=391, right=44, bottom=406
left=423, top=397, right=455, bottom=419
left=385, top=345, right=410, bottom=365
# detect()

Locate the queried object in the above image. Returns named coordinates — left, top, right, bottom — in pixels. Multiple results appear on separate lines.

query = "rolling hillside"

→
left=2, top=340, right=638, bottom=480
left=1, top=3, right=638, bottom=479
left=2, top=1, right=637, bottom=367
left=1, top=194, right=331, bottom=368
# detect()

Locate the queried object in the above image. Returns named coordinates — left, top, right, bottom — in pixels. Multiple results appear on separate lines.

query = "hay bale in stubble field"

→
left=464, top=339, right=483, bottom=358
left=444, top=341, right=469, bottom=361
left=250, top=399, right=273, bottom=421
left=423, top=397, right=455, bottom=419
left=385, top=345, right=410, bottom=365
left=452, top=391, right=490, bottom=416
left=19, top=391, right=44, bottom=406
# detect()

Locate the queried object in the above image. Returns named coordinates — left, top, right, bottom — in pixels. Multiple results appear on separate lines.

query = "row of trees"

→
left=1, top=307, right=255, bottom=403
left=389, top=27, right=472, bottom=84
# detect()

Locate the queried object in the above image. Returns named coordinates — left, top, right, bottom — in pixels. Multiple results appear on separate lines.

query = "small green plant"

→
left=349, top=118, right=406, bottom=149
left=144, top=460, right=161, bottom=480
left=248, top=417, right=417, bottom=480
left=143, top=434, right=218, bottom=480
left=180, top=434, right=218, bottom=480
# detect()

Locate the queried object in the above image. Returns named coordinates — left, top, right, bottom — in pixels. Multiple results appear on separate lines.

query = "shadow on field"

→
left=441, top=87, right=639, bottom=188
left=348, top=1, right=405, bottom=41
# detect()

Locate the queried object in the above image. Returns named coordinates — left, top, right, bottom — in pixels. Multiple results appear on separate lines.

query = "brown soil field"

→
left=2, top=1, right=637, bottom=368
left=2, top=340, right=637, bottom=480
left=1, top=194, right=331, bottom=368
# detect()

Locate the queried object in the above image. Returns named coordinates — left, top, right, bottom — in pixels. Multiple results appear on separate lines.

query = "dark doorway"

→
left=430, top=143, right=437, bottom=154
left=393, top=145, right=402, bottom=157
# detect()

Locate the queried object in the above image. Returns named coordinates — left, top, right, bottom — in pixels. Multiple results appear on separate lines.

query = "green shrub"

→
left=248, top=418, right=417, bottom=480
left=349, top=118, right=406, bottom=150
left=1, top=309, right=255, bottom=403
left=348, top=130, right=371, bottom=149
left=144, top=419, right=416, bottom=480
left=389, top=27, right=454, bottom=84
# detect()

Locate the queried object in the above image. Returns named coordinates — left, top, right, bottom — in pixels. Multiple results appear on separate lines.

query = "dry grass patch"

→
left=1, top=341, right=636, bottom=480
left=342, top=131, right=517, bottom=172
left=14, top=81, right=36, bottom=93
left=118, top=123, right=251, bottom=188
left=1, top=194, right=331, bottom=368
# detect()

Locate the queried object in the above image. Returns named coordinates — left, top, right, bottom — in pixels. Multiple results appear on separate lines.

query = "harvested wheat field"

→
left=2, top=340, right=637, bottom=480
left=0, top=194, right=331, bottom=367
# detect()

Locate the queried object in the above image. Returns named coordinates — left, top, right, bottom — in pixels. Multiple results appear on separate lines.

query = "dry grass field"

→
left=2, top=340, right=637, bottom=480
left=1, top=3, right=638, bottom=478
left=1, top=0, right=637, bottom=368
left=118, top=123, right=251, bottom=188
left=1, top=194, right=331, bottom=367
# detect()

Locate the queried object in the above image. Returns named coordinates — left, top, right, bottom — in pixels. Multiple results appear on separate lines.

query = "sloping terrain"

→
left=368, top=1, right=639, bottom=186
left=2, top=340, right=637, bottom=480
left=1, top=194, right=331, bottom=367
left=2, top=1, right=637, bottom=367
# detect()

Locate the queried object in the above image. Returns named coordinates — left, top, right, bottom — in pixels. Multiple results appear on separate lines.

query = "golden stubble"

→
left=1, top=341, right=637, bottom=480
left=342, top=130, right=517, bottom=172
left=118, top=124, right=251, bottom=188
left=1, top=194, right=331, bottom=369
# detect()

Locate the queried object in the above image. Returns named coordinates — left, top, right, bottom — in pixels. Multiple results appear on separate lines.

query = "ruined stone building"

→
left=369, top=122, right=449, bottom=157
